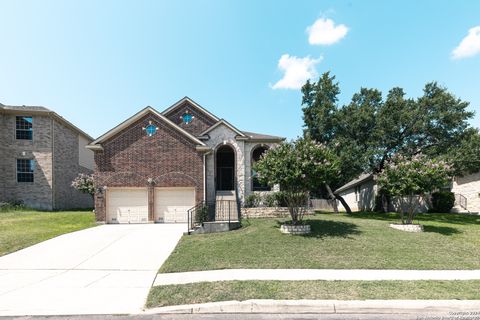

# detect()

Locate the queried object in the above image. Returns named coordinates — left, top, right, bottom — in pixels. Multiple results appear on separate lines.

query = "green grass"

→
left=160, top=212, right=480, bottom=272
left=0, top=208, right=97, bottom=256
left=146, top=280, right=480, bottom=307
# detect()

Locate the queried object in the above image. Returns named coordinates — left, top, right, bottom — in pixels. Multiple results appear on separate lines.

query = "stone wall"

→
left=242, top=207, right=314, bottom=218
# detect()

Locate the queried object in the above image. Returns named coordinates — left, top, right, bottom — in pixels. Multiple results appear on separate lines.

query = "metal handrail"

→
left=187, top=199, right=239, bottom=234
left=455, top=193, right=468, bottom=210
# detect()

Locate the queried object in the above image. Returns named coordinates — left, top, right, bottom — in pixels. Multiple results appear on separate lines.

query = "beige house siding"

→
left=451, top=172, right=480, bottom=213
left=78, top=135, right=94, bottom=170
left=338, top=180, right=377, bottom=212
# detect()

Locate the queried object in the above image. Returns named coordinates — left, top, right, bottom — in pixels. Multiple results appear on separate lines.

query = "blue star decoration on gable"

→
left=181, top=110, right=194, bottom=124
left=142, top=121, right=159, bottom=137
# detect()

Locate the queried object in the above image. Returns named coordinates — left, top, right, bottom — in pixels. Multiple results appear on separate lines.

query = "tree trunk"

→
left=335, top=194, right=352, bottom=214
left=324, top=184, right=339, bottom=213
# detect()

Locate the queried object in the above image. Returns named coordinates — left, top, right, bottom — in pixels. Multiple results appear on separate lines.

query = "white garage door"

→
left=107, top=188, right=149, bottom=224
left=154, top=188, right=195, bottom=223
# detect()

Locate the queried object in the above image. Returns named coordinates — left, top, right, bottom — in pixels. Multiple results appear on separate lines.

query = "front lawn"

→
left=0, top=209, right=96, bottom=256
left=147, top=280, right=480, bottom=307
left=160, top=212, right=480, bottom=272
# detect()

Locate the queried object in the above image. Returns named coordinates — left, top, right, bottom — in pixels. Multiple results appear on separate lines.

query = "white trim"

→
left=161, top=96, right=220, bottom=122
left=200, top=119, right=247, bottom=137
left=88, top=106, right=206, bottom=147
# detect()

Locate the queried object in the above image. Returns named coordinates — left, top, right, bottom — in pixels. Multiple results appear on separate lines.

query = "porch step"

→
left=215, top=190, right=238, bottom=221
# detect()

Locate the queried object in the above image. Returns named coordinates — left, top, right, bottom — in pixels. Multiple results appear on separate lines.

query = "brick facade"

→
left=93, top=112, right=204, bottom=222
left=0, top=107, right=93, bottom=210
left=163, top=101, right=217, bottom=136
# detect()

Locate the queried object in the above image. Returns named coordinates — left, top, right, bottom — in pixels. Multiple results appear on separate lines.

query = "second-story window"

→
left=16, top=116, right=33, bottom=140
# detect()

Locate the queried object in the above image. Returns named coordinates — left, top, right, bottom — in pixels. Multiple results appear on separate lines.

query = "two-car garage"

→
left=106, top=187, right=195, bottom=224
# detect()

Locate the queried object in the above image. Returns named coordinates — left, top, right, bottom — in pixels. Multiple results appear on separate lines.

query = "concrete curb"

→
left=143, top=299, right=480, bottom=314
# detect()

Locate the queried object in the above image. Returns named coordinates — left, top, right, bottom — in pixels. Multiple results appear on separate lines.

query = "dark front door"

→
left=216, top=145, right=235, bottom=191
left=217, top=167, right=234, bottom=190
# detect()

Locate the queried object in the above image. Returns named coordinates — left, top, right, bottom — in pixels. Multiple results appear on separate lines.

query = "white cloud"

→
left=271, top=54, right=322, bottom=90
left=452, top=26, right=480, bottom=60
left=307, top=17, right=348, bottom=45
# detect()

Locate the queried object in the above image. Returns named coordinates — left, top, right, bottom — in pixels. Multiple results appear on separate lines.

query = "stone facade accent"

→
left=205, top=124, right=246, bottom=203
left=93, top=112, right=204, bottom=222
left=280, top=224, right=311, bottom=235
left=0, top=109, right=93, bottom=210
left=242, top=207, right=314, bottom=218
left=389, top=223, right=424, bottom=232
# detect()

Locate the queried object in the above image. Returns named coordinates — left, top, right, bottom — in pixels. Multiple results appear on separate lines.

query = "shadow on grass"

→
left=344, top=211, right=479, bottom=226
left=276, top=219, right=361, bottom=239
left=423, top=225, right=462, bottom=236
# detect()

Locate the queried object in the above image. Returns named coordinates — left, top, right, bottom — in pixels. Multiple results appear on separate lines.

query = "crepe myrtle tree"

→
left=376, top=154, right=452, bottom=225
left=254, top=137, right=340, bottom=225
left=71, top=173, right=95, bottom=199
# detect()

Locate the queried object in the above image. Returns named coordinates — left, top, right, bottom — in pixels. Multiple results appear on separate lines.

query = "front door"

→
left=216, top=145, right=235, bottom=191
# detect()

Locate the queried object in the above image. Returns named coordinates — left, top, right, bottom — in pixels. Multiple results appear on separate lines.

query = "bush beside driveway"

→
left=0, top=209, right=96, bottom=256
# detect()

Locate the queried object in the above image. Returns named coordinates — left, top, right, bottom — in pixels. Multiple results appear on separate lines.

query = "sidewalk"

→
left=144, top=299, right=480, bottom=314
left=154, top=268, right=480, bottom=286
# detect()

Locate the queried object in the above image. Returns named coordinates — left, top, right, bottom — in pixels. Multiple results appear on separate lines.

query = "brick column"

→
left=148, top=185, right=155, bottom=222
left=95, top=191, right=106, bottom=222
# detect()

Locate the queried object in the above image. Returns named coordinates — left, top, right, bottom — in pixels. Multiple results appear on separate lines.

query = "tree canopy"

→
left=301, top=72, right=477, bottom=191
left=254, top=137, right=340, bottom=223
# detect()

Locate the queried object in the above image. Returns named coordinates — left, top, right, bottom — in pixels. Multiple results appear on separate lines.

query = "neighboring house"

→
left=336, top=172, right=480, bottom=214
left=87, top=97, right=284, bottom=224
left=335, top=174, right=377, bottom=212
left=451, top=172, right=480, bottom=214
left=0, top=103, right=94, bottom=210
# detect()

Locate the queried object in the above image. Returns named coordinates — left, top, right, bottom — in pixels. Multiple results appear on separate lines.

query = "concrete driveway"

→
left=0, top=223, right=186, bottom=316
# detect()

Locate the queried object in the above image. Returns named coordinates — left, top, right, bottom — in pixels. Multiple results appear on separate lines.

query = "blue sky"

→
left=1, top=0, right=479, bottom=140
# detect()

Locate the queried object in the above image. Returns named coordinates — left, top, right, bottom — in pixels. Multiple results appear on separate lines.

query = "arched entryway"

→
left=251, top=145, right=271, bottom=191
left=216, top=145, right=235, bottom=191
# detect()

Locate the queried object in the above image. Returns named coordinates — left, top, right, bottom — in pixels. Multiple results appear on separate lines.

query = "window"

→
left=145, top=124, right=157, bottom=136
left=16, top=116, right=33, bottom=140
left=181, top=112, right=194, bottom=124
left=17, top=159, right=35, bottom=182
left=355, top=185, right=361, bottom=202
left=252, top=146, right=271, bottom=191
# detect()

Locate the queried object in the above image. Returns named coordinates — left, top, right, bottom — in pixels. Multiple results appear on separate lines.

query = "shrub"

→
left=274, top=191, right=289, bottom=207
left=244, top=194, right=261, bottom=208
left=0, top=200, right=25, bottom=212
left=430, top=191, right=455, bottom=213
left=195, top=205, right=209, bottom=224
left=263, top=193, right=277, bottom=207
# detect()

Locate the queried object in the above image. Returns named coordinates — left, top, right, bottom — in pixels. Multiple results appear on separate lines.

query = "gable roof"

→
left=161, top=96, right=220, bottom=122
left=242, top=131, right=285, bottom=142
left=200, top=119, right=247, bottom=137
left=335, top=173, right=374, bottom=194
left=87, top=106, right=207, bottom=150
left=0, top=104, right=93, bottom=141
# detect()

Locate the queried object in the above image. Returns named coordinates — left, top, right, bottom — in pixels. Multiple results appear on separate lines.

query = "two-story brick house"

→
left=87, top=97, right=284, bottom=224
left=0, top=103, right=94, bottom=210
